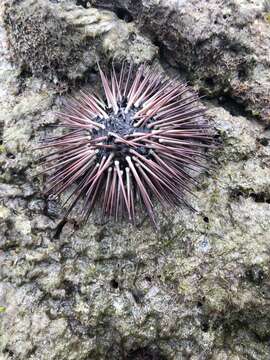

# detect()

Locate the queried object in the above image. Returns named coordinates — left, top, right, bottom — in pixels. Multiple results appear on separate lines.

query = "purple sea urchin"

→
left=40, top=63, right=214, bottom=227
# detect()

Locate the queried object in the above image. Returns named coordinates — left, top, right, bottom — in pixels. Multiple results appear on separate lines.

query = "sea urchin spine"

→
left=39, top=62, right=214, bottom=227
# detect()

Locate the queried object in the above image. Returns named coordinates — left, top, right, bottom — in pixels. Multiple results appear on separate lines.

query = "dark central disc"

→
left=93, top=106, right=151, bottom=162
left=106, top=108, right=137, bottom=136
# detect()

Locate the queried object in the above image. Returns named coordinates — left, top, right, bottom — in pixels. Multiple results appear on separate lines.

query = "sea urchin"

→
left=40, top=62, right=214, bottom=227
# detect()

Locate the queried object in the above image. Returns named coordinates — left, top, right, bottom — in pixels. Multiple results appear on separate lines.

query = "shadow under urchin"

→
left=39, top=62, right=214, bottom=228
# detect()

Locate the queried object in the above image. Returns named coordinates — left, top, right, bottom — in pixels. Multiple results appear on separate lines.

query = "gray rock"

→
left=3, top=0, right=157, bottom=82
left=0, top=1, right=270, bottom=360
left=91, top=0, right=270, bottom=124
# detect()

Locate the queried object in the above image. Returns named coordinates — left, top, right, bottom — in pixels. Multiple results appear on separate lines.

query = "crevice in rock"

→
left=115, top=7, right=133, bottom=23
left=145, top=275, right=152, bottom=283
left=245, top=266, right=265, bottom=285
left=203, top=216, right=209, bottom=223
left=88, top=1, right=115, bottom=13
left=257, top=137, right=269, bottom=147
left=0, top=121, right=3, bottom=146
left=197, top=296, right=206, bottom=308
left=125, top=346, right=167, bottom=360
left=62, top=279, right=81, bottom=297
left=110, top=279, right=119, bottom=289
left=250, top=192, right=270, bottom=204
left=159, top=50, right=256, bottom=124
left=217, top=94, right=255, bottom=119
left=2, top=349, right=14, bottom=358
left=230, top=188, right=270, bottom=204
left=6, top=152, right=15, bottom=159
left=201, top=319, right=210, bottom=332
left=130, top=288, right=144, bottom=304
left=76, top=0, right=90, bottom=8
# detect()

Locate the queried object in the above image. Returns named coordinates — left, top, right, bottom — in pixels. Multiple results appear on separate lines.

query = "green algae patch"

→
left=0, top=306, right=6, bottom=313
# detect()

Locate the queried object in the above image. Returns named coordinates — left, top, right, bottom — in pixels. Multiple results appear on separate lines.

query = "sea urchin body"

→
left=40, top=63, right=213, bottom=227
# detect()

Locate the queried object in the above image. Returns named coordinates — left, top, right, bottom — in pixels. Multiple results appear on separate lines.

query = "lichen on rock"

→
left=0, top=0, right=270, bottom=359
left=3, top=0, right=157, bottom=82
left=91, top=0, right=270, bottom=124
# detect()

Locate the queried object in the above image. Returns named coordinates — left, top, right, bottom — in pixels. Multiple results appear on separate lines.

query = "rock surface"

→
left=4, top=0, right=157, bottom=81
left=0, top=0, right=270, bottom=359
left=91, top=0, right=270, bottom=124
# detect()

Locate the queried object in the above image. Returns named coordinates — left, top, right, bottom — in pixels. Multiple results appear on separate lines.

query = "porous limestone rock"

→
left=0, top=1, right=270, bottom=359
left=91, top=0, right=270, bottom=124
left=3, top=0, right=157, bottom=82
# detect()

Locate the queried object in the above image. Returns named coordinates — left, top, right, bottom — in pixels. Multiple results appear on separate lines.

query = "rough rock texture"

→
left=91, top=0, right=270, bottom=124
left=3, top=0, right=157, bottom=82
left=0, top=1, right=270, bottom=360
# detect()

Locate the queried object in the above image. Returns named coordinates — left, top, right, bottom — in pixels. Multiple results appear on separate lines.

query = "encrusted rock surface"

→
left=91, top=0, right=270, bottom=124
left=0, top=1, right=270, bottom=359
left=3, top=0, right=157, bottom=81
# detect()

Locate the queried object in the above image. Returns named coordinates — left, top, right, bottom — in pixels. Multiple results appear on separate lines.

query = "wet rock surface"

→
left=92, top=0, right=270, bottom=124
left=4, top=0, right=157, bottom=82
left=0, top=1, right=270, bottom=359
